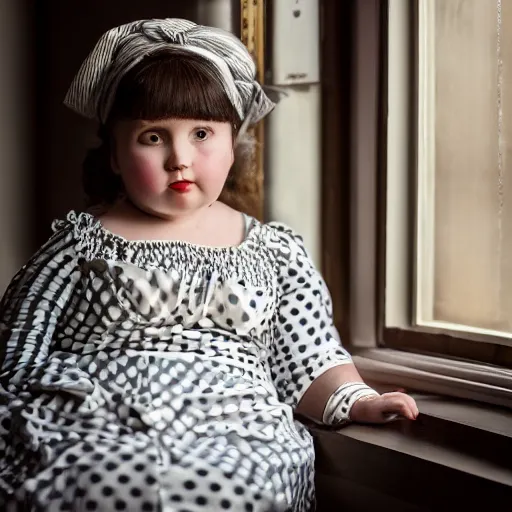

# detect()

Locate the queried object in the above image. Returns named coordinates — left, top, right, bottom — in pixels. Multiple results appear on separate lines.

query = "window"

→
left=343, top=0, right=512, bottom=408
left=415, top=0, right=512, bottom=339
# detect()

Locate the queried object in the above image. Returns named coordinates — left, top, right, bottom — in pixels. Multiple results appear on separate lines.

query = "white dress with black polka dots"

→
left=0, top=211, right=353, bottom=512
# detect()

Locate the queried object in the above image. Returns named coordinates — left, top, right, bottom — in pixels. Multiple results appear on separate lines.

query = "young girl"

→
left=0, top=18, right=418, bottom=512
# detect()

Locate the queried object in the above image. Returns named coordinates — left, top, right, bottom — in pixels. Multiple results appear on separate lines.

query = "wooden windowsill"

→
left=311, top=394, right=512, bottom=511
left=349, top=347, right=512, bottom=409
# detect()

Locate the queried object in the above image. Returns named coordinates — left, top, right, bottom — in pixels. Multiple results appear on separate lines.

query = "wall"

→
left=267, top=86, right=322, bottom=266
left=0, top=1, right=32, bottom=294
left=265, top=3, right=322, bottom=266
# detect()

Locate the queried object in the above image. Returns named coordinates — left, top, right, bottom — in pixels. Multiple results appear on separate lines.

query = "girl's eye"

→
left=194, top=129, right=209, bottom=141
left=141, top=132, right=162, bottom=145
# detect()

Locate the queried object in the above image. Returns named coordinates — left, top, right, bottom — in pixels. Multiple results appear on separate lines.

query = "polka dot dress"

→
left=0, top=211, right=352, bottom=511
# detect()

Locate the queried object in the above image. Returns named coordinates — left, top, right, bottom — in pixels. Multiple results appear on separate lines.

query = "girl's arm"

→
left=0, top=226, right=80, bottom=390
left=296, top=363, right=418, bottom=424
left=268, top=223, right=418, bottom=426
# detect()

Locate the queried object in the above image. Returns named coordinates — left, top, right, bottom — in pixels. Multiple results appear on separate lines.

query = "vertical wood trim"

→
left=320, top=0, right=353, bottom=341
left=237, top=0, right=265, bottom=220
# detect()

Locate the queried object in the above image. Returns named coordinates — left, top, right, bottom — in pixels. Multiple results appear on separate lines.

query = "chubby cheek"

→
left=121, top=154, right=165, bottom=195
left=196, top=146, right=234, bottom=190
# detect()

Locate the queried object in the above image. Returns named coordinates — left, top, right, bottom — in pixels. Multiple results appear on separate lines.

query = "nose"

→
left=165, top=137, right=192, bottom=172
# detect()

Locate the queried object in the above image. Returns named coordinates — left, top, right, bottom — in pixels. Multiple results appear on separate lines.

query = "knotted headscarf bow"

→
left=64, top=18, right=275, bottom=126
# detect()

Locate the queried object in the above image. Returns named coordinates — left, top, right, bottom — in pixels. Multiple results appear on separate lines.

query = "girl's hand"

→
left=349, top=391, right=419, bottom=424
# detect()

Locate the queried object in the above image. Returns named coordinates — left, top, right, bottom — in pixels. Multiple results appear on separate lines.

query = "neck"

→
left=115, top=197, right=213, bottom=230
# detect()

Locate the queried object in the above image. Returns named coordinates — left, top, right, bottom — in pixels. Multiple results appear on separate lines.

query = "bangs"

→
left=108, top=51, right=240, bottom=124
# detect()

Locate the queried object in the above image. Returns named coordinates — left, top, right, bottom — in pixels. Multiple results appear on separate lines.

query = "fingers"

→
left=380, top=393, right=418, bottom=420
left=395, top=392, right=419, bottom=418
left=405, top=395, right=420, bottom=418
left=391, top=389, right=420, bottom=418
left=396, top=393, right=418, bottom=419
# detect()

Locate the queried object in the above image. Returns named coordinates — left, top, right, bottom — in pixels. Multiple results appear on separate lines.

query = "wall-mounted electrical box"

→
left=271, top=0, right=320, bottom=86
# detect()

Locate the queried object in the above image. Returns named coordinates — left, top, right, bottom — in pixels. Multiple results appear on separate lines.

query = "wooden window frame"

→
left=320, top=0, right=354, bottom=343
left=321, top=0, right=512, bottom=407
left=231, top=0, right=265, bottom=221
left=381, top=0, right=512, bottom=368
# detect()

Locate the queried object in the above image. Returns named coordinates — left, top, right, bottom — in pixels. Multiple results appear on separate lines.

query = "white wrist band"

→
left=322, top=382, right=380, bottom=425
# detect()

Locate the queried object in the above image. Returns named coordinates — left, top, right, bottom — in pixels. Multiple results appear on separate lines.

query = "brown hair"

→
left=83, top=50, right=255, bottom=209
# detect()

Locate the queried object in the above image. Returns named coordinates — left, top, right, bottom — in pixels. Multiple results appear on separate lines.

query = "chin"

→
left=127, top=189, right=220, bottom=218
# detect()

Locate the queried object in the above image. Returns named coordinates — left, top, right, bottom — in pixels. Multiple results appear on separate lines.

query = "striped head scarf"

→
left=64, top=18, right=275, bottom=128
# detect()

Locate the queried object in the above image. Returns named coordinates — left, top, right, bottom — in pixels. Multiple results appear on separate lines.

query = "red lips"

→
left=169, top=181, right=193, bottom=192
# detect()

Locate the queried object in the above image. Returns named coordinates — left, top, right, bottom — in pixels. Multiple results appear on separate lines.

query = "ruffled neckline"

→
left=53, top=210, right=262, bottom=255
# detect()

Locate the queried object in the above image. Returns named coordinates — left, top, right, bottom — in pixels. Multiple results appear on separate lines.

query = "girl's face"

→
left=111, top=118, right=234, bottom=219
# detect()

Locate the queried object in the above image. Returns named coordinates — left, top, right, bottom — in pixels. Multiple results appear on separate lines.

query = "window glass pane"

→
left=433, top=0, right=512, bottom=333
